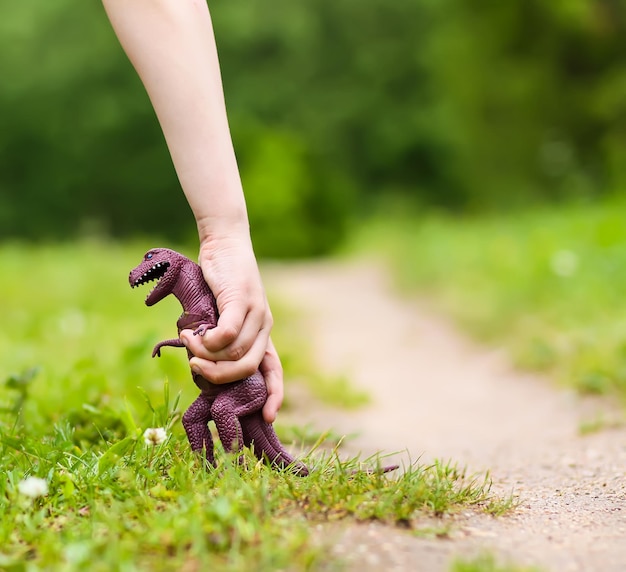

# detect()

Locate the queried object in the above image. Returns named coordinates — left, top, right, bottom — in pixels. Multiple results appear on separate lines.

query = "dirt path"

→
left=264, top=259, right=626, bottom=572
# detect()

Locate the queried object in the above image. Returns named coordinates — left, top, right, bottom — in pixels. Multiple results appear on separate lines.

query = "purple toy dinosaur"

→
left=129, top=248, right=309, bottom=475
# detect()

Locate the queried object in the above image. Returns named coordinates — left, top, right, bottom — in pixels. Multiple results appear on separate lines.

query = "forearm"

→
left=103, top=0, right=281, bottom=402
left=101, top=0, right=249, bottom=241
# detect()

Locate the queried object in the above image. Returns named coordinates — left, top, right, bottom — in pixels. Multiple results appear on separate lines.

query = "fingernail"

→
left=191, top=365, right=201, bottom=375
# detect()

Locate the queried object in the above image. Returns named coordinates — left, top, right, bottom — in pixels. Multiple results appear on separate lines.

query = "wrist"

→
left=197, top=221, right=258, bottom=272
left=196, top=211, right=251, bottom=246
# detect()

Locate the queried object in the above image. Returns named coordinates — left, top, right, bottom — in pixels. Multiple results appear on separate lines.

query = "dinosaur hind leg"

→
left=210, top=374, right=267, bottom=454
left=241, top=414, right=309, bottom=476
left=182, top=393, right=215, bottom=467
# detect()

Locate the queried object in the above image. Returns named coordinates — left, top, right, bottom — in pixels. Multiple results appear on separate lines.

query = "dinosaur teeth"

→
left=131, top=261, right=170, bottom=289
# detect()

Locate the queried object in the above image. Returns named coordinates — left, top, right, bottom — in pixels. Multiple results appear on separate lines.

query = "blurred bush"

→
left=1, top=0, right=625, bottom=255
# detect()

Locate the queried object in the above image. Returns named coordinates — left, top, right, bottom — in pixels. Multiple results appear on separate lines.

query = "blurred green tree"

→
left=426, top=0, right=626, bottom=207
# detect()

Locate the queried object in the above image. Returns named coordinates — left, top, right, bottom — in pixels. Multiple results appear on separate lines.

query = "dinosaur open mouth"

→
left=131, top=261, right=170, bottom=302
left=131, top=261, right=170, bottom=288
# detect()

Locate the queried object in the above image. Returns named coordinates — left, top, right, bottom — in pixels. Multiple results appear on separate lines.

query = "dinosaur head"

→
left=129, top=248, right=186, bottom=306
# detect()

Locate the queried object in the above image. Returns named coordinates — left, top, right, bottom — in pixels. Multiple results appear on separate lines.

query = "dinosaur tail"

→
left=240, top=413, right=309, bottom=476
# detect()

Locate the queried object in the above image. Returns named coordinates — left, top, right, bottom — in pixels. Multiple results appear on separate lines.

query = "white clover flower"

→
left=18, top=476, right=49, bottom=498
left=550, top=249, right=578, bottom=277
left=143, top=427, right=168, bottom=446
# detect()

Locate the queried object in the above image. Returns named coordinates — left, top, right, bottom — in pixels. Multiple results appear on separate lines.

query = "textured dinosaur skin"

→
left=129, top=248, right=308, bottom=475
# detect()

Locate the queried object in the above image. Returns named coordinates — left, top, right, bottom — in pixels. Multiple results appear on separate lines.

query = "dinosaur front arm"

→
left=192, top=323, right=213, bottom=337
left=152, top=338, right=186, bottom=358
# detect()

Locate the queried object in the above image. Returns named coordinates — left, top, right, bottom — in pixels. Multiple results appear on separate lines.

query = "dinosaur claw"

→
left=193, top=325, right=208, bottom=336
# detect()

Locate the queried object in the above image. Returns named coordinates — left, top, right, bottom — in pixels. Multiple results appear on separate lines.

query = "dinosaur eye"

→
left=146, top=253, right=153, bottom=260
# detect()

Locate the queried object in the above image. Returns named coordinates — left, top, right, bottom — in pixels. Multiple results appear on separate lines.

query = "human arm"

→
left=101, top=0, right=282, bottom=421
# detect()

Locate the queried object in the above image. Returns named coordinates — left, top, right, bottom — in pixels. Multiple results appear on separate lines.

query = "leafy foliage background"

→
left=1, top=0, right=625, bottom=256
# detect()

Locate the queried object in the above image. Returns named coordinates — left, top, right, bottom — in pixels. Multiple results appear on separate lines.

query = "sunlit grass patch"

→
left=303, top=372, right=371, bottom=409
left=276, top=423, right=346, bottom=448
left=482, top=489, right=521, bottom=517
left=0, top=239, right=194, bottom=429
left=0, top=384, right=498, bottom=571
left=450, top=552, right=544, bottom=572
left=352, top=198, right=626, bottom=402
left=577, top=413, right=624, bottom=436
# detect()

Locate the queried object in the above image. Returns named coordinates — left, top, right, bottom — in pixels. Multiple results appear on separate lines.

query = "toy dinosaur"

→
left=129, top=248, right=309, bottom=475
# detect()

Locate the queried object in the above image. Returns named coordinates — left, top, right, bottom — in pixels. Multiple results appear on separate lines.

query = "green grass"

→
left=0, top=240, right=501, bottom=570
left=352, top=198, right=626, bottom=401
left=300, top=373, right=371, bottom=409
left=450, top=553, right=543, bottom=572
left=0, top=381, right=493, bottom=571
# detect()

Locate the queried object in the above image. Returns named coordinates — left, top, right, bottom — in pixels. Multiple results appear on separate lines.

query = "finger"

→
left=260, top=340, right=284, bottom=423
left=188, top=330, right=269, bottom=384
left=197, top=305, right=250, bottom=353
left=180, top=329, right=211, bottom=358
left=262, top=393, right=281, bottom=424
left=207, top=311, right=268, bottom=362
left=180, top=310, right=269, bottom=363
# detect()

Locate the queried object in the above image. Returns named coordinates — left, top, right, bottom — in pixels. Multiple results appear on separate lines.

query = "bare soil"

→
left=264, top=259, right=626, bottom=572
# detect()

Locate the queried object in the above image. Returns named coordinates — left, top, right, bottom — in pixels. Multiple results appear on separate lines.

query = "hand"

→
left=258, top=338, right=283, bottom=423
left=179, top=233, right=284, bottom=422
